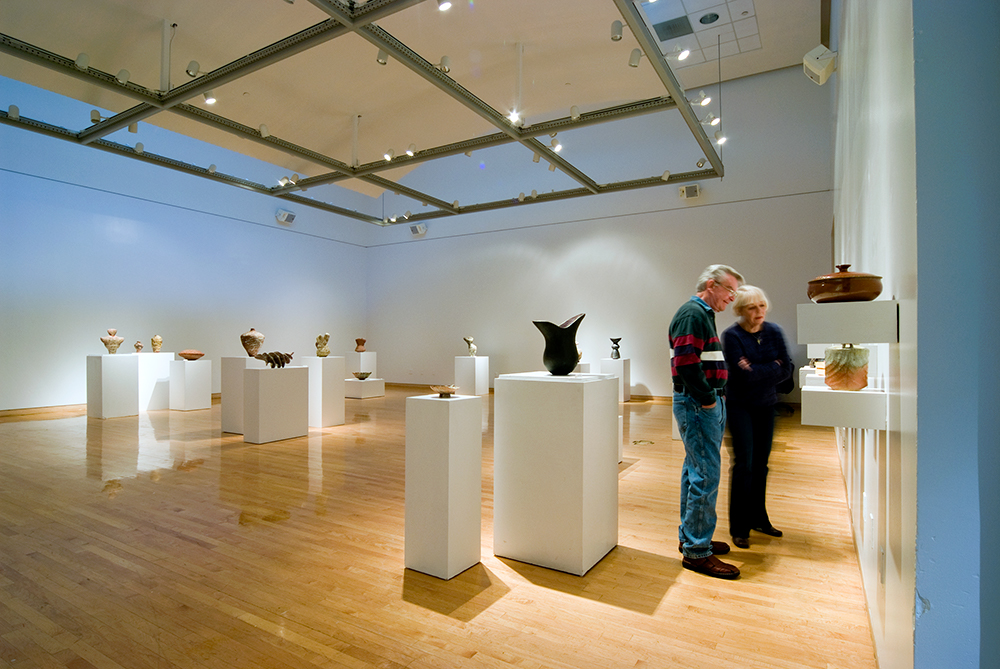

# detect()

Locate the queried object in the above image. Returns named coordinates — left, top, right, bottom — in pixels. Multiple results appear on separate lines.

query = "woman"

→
left=722, top=286, right=792, bottom=549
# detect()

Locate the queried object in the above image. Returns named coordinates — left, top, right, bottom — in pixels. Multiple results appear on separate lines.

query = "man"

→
left=670, top=264, right=744, bottom=579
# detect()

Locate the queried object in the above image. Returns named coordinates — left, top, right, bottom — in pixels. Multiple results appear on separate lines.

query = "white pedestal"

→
left=87, top=354, right=139, bottom=419
left=345, top=377, right=385, bottom=399
left=243, top=366, right=309, bottom=444
left=801, top=386, right=888, bottom=430
left=493, top=372, right=619, bottom=576
left=574, top=362, right=591, bottom=373
left=619, top=414, right=624, bottom=463
left=304, top=356, right=345, bottom=427
left=405, top=394, right=483, bottom=579
left=347, top=351, right=377, bottom=376
left=169, top=359, right=212, bottom=411
left=455, top=356, right=489, bottom=396
left=137, top=352, right=173, bottom=411
left=599, top=358, right=631, bottom=402
left=221, top=356, right=266, bottom=434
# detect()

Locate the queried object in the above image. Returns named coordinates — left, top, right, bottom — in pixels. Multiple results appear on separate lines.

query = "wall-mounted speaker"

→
left=409, top=223, right=427, bottom=238
left=803, top=45, right=837, bottom=85
left=678, top=184, right=700, bottom=199
left=275, top=208, right=295, bottom=225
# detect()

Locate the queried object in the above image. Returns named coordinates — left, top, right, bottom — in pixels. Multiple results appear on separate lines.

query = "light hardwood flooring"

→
left=0, top=387, right=876, bottom=668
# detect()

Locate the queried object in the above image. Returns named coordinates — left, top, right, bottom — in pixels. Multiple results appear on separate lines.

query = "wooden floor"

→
left=0, top=387, right=876, bottom=669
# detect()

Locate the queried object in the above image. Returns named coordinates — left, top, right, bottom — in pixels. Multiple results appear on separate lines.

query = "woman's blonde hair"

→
left=732, top=285, right=770, bottom=319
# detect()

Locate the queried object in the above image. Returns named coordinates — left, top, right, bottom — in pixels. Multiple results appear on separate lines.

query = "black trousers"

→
left=727, top=401, right=776, bottom=538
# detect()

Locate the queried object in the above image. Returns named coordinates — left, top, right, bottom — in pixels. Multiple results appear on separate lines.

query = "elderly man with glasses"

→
left=669, top=264, right=744, bottom=579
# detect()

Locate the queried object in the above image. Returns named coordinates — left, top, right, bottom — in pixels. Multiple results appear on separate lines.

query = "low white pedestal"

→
left=600, top=358, right=631, bottom=402
left=347, top=351, right=377, bottom=375
left=345, top=377, right=385, bottom=399
left=304, top=356, right=345, bottom=427
left=405, top=394, right=483, bottom=579
left=574, top=361, right=591, bottom=373
left=493, top=372, right=618, bottom=576
left=87, top=354, right=139, bottom=419
left=801, top=386, right=888, bottom=430
left=169, top=359, right=212, bottom=411
left=455, top=356, right=489, bottom=396
left=221, top=356, right=266, bottom=434
left=243, top=366, right=308, bottom=444
left=137, top=352, right=173, bottom=411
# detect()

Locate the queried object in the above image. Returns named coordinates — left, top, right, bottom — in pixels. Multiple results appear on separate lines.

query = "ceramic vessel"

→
left=824, top=344, right=869, bottom=390
left=134, top=340, right=143, bottom=353
left=430, top=384, right=458, bottom=397
left=808, top=264, right=883, bottom=303
left=315, top=333, right=330, bottom=357
left=100, top=329, right=124, bottom=354
left=240, top=328, right=265, bottom=357
left=255, top=351, right=293, bottom=368
left=355, top=338, right=366, bottom=353
left=463, top=336, right=477, bottom=356
left=151, top=335, right=163, bottom=352
left=179, top=349, right=205, bottom=361
left=610, top=337, right=621, bottom=360
left=353, top=371, right=371, bottom=380
left=533, top=313, right=585, bottom=376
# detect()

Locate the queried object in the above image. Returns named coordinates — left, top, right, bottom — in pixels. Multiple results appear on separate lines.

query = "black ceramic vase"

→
left=533, top=313, right=585, bottom=376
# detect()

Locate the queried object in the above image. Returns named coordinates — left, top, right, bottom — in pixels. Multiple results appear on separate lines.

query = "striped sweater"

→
left=669, top=296, right=728, bottom=405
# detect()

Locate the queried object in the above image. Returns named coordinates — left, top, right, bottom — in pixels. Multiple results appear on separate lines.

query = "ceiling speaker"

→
left=409, top=223, right=427, bottom=237
left=678, top=184, right=700, bottom=199
left=803, top=45, right=837, bottom=85
left=275, top=208, right=295, bottom=225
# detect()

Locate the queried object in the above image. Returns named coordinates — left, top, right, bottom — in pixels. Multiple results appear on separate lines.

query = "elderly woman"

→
left=722, top=285, right=793, bottom=549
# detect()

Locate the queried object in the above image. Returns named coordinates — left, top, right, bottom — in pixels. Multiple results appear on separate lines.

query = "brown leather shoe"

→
left=732, top=536, right=750, bottom=549
left=682, top=555, right=741, bottom=579
left=678, top=540, right=730, bottom=555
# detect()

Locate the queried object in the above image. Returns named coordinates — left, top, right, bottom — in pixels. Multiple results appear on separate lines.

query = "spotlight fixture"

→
left=7, top=105, right=19, bottom=121
left=116, top=69, right=131, bottom=85
left=406, top=143, right=416, bottom=157
left=508, top=110, right=520, bottom=124
left=128, top=122, right=138, bottom=133
left=700, top=113, right=720, bottom=127
left=376, top=49, right=388, bottom=65
left=390, top=215, right=397, bottom=223
left=690, top=90, right=711, bottom=106
left=696, top=158, right=707, bottom=168
left=278, top=176, right=290, bottom=186
left=75, top=53, right=90, bottom=70
left=203, top=90, right=216, bottom=104
left=611, top=20, right=623, bottom=41
left=185, top=60, right=200, bottom=77
left=452, top=200, right=459, bottom=208
left=289, top=174, right=300, bottom=184
left=208, top=164, right=217, bottom=174
left=714, top=130, right=727, bottom=145
left=532, top=153, right=540, bottom=163
left=570, top=105, right=580, bottom=120
left=628, top=49, right=644, bottom=68
left=384, top=149, right=394, bottom=161
left=548, top=163, right=556, bottom=172
left=530, top=189, right=538, bottom=198
left=550, top=134, right=562, bottom=152
left=90, top=109, right=103, bottom=123
left=437, top=0, right=452, bottom=10
left=661, top=170, right=671, bottom=181
left=464, top=151, right=473, bottom=157
left=435, top=56, right=451, bottom=73
left=134, top=142, right=144, bottom=154
left=518, top=192, right=525, bottom=202
left=668, top=45, right=691, bottom=61
left=259, top=124, right=270, bottom=138
left=404, top=211, right=411, bottom=219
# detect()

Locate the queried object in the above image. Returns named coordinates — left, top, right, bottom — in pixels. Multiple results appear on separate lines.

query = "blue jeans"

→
left=673, top=392, right=726, bottom=559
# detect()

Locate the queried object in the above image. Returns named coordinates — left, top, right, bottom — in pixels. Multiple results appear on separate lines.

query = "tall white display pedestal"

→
left=243, top=366, right=308, bottom=444
left=137, top=352, right=173, bottom=411
left=493, top=372, right=618, bottom=576
left=304, top=356, right=345, bottom=427
left=599, top=358, right=631, bottom=402
left=454, top=356, right=489, bottom=396
left=87, top=355, right=139, bottom=419
left=405, top=394, right=483, bottom=579
left=169, top=359, right=212, bottom=411
left=221, top=356, right=266, bottom=434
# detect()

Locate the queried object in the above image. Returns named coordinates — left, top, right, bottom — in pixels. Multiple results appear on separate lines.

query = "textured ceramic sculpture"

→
left=430, top=384, right=458, bottom=397
left=808, top=264, right=883, bottom=303
left=241, top=328, right=265, bottom=357
left=151, top=335, right=163, bottom=352
left=179, top=349, right=205, bottom=361
left=134, top=340, right=143, bottom=353
left=610, top=338, right=621, bottom=360
left=464, top=336, right=477, bottom=356
left=100, top=329, right=124, bottom=354
left=255, top=351, right=293, bottom=368
left=355, top=338, right=366, bottom=353
left=353, top=371, right=371, bottom=380
left=315, top=333, right=330, bottom=357
left=824, top=344, right=869, bottom=391
left=533, top=313, right=585, bottom=376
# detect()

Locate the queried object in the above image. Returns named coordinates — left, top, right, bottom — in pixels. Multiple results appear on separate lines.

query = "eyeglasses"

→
left=715, top=282, right=738, bottom=297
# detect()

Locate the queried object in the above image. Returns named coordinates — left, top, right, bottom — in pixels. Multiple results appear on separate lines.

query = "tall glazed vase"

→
left=532, top=313, right=584, bottom=376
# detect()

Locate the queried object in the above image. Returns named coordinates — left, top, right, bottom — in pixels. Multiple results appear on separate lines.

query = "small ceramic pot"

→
left=808, top=264, right=883, bottom=303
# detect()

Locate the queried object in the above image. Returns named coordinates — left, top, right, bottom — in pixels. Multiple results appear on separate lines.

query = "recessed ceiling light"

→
left=700, top=13, right=720, bottom=25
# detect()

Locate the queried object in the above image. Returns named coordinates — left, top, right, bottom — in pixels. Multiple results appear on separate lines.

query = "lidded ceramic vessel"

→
left=241, top=328, right=265, bottom=357
left=807, top=264, right=883, bottom=303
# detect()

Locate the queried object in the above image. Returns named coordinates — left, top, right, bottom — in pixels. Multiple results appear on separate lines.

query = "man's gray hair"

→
left=695, top=264, right=744, bottom=292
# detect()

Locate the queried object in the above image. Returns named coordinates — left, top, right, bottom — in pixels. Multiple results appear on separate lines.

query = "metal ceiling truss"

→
left=0, top=0, right=722, bottom=227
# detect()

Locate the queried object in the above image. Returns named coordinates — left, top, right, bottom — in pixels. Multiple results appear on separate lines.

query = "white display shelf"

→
left=599, top=358, right=631, bottom=402
left=801, top=386, right=888, bottom=430
left=796, top=300, right=898, bottom=344
left=87, top=354, right=139, bottom=419
left=345, top=377, right=385, bottom=399
left=493, top=371, right=618, bottom=576
left=243, top=366, right=308, bottom=444
left=304, top=356, right=345, bottom=428
left=137, top=352, right=173, bottom=411
left=221, top=356, right=267, bottom=434
left=169, top=359, right=212, bottom=411
left=405, top=394, right=483, bottom=580
left=454, top=356, right=489, bottom=396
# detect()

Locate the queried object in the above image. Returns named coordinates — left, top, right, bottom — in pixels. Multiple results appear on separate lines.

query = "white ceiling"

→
left=0, top=0, right=823, bottom=225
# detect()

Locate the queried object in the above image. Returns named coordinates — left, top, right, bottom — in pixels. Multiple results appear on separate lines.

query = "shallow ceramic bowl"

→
left=353, top=371, right=371, bottom=380
left=179, top=349, right=205, bottom=361
left=807, top=264, right=883, bottom=303
left=430, top=385, right=458, bottom=397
